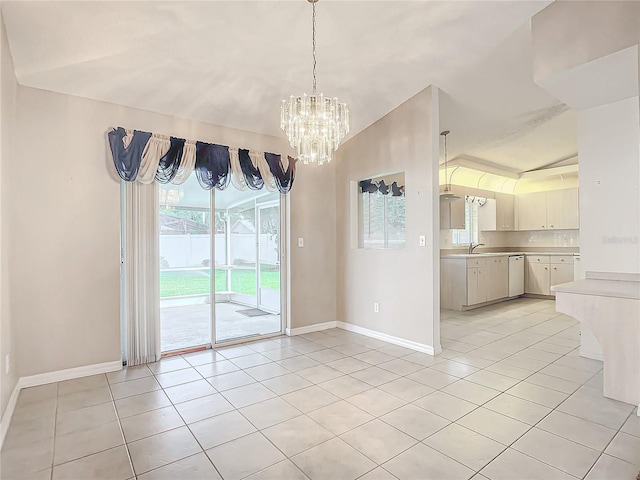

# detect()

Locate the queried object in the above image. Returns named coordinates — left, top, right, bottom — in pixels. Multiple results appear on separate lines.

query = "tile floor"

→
left=2, top=298, right=639, bottom=480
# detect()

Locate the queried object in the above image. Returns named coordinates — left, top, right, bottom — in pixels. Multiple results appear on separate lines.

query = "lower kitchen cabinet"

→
left=487, top=256, right=509, bottom=300
left=550, top=263, right=574, bottom=287
left=441, top=255, right=510, bottom=310
left=525, top=255, right=574, bottom=295
left=527, top=262, right=551, bottom=295
left=466, top=267, right=483, bottom=305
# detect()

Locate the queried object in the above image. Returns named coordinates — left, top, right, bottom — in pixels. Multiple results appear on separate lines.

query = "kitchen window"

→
left=451, top=196, right=482, bottom=245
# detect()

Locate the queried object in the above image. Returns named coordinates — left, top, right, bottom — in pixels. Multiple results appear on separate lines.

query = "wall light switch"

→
left=373, top=302, right=380, bottom=313
left=298, top=237, right=304, bottom=248
left=419, top=235, right=426, bottom=247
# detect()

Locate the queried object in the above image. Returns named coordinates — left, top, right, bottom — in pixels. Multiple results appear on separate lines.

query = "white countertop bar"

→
left=551, top=271, right=640, bottom=300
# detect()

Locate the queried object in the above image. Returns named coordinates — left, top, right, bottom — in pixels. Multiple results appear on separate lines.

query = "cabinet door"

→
left=477, top=267, right=488, bottom=303
left=547, top=189, right=579, bottom=229
left=478, top=199, right=497, bottom=231
left=550, top=264, right=574, bottom=290
left=495, top=193, right=515, bottom=231
left=517, top=192, right=547, bottom=230
left=494, top=257, right=509, bottom=299
left=440, top=200, right=466, bottom=230
left=527, top=263, right=550, bottom=295
left=486, top=257, right=504, bottom=301
left=466, top=268, right=479, bottom=305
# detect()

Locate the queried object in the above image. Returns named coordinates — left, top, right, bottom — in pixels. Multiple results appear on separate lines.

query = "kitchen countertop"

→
left=551, top=271, right=640, bottom=300
left=441, top=252, right=579, bottom=259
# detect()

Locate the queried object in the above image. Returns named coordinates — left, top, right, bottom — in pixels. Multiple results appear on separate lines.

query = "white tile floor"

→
left=2, top=298, right=639, bottom=480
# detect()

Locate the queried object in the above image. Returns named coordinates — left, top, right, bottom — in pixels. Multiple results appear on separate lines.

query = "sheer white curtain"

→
left=123, top=181, right=161, bottom=366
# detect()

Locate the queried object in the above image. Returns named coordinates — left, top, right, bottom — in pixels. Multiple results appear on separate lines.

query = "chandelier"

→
left=280, top=0, right=349, bottom=166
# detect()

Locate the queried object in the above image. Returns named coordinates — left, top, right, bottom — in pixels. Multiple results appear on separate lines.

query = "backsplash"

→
left=441, top=229, right=580, bottom=250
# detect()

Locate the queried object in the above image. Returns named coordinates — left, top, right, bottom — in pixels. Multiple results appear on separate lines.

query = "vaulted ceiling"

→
left=1, top=0, right=577, bottom=172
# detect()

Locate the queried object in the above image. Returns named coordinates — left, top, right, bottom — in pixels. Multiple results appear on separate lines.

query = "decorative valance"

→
left=359, top=178, right=405, bottom=196
left=108, top=127, right=297, bottom=194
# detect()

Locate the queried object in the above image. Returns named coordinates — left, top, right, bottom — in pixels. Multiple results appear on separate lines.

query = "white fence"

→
left=160, top=234, right=278, bottom=268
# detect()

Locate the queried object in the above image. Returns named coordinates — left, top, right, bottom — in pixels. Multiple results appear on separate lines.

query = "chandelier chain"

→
left=312, top=0, right=317, bottom=94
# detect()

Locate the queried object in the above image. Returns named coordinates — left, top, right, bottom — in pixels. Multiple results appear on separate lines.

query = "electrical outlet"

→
left=5, top=354, right=9, bottom=375
left=298, top=237, right=304, bottom=248
left=373, top=302, right=380, bottom=313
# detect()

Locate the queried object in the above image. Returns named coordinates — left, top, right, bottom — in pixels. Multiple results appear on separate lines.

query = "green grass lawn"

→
left=160, top=268, right=279, bottom=297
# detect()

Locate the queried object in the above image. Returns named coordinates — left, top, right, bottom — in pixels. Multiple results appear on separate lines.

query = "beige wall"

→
left=335, top=86, right=440, bottom=351
left=1, top=14, right=18, bottom=420
left=289, top=162, right=337, bottom=328
left=11, top=84, right=326, bottom=378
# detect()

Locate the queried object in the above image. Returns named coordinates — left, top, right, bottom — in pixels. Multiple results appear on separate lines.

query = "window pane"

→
left=358, top=172, right=405, bottom=249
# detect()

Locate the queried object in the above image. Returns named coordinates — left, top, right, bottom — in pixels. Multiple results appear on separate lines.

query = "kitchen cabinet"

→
left=525, top=254, right=574, bottom=295
left=517, top=188, right=579, bottom=230
left=517, top=192, right=548, bottom=230
left=478, top=194, right=515, bottom=232
left=487, top=256, right=509, bottom=300
left=550, top=256, right=574, bottom=288
left=495, top=193, right=515, bottom=231
left=441, top=255, right=510, bottom=310
left=440, top=199, right=465, bottom=230
left=527, top=262, right=551, bottom=295
left=466, top=267, right=482, bottom=305
left=547, top=189, right=579, bottom=229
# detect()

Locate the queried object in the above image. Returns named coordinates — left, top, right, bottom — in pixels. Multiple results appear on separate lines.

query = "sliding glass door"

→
left=214, top=188, right=282, bottom=343
left=158, top=174, right=212, bottom=352
left=158, top=178, right=284, bottom=352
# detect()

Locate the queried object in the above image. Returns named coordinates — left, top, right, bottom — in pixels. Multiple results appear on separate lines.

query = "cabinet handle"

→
left=553, top=267, right=557, bottom=270
left=560, top=259, right=564, bottom=262
left=550, top=225, right=554, bottom=228
left=545, top=267, right=548, bottom=270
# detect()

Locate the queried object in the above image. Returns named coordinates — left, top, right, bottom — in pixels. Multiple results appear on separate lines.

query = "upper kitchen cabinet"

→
left=517, top=188, right=579, bottom=230
left=440, top=199, right=465, bottom=230
left=547, top=188, right=579, bottom=229
left=478, top=193, right=515, bottom=231
left=495, top=192, right=515, bottom=230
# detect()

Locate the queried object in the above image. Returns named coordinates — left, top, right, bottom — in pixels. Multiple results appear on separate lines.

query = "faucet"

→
left=468, top=242, right=485, bottom=254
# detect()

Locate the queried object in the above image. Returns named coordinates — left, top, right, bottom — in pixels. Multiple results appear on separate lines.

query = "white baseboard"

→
left=286, top=321, right=337, bottom=336
left=336, top=322, right=439, bottom=355
left=19, top=360, right=122, bottom=389
left=0, top=359, right=122, bottom=449
left=0, top=381, right=21, bottom=449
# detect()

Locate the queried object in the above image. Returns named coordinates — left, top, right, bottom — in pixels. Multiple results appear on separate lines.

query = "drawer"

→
left=526, top=255, right=550, bottom=264
left=488, top=256, right=507, bottom=264
left=550, top=255, right=574, bottom=265
left=467, top=258, right=488, bottom=268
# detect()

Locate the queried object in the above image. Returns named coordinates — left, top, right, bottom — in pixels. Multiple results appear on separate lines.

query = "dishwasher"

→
left=508, top=255, right=525, bottom=297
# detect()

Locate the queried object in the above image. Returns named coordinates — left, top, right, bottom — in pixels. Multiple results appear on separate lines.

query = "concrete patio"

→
left=160, top=302, right=281, bottom=352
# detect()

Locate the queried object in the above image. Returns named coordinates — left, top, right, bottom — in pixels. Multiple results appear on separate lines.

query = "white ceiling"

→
left=1, top=0, right=577, bottom=172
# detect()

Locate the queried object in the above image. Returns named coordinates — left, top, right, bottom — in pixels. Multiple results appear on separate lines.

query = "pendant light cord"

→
left=312, top=0, right=317, bottom=94
left=442, top=131, right=449, bottom=189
